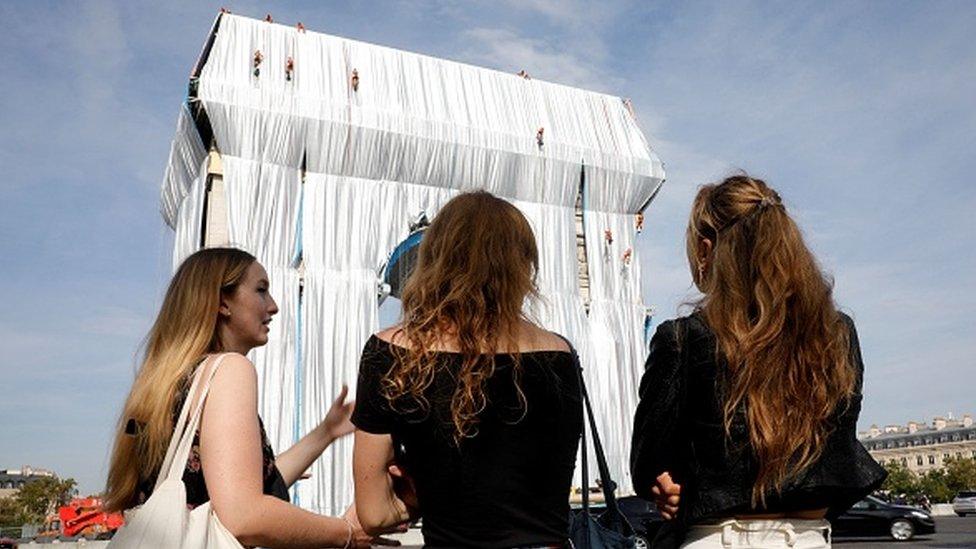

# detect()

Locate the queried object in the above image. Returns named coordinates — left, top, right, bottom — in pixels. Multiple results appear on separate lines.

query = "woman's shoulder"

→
left=210, top=352, right=256, bottom=372
left=366, top=327, right=405, bottom=359
left=521, top=323, right=572, bottom=353
left=837, top=310, right=857, bottom=332
left=374, top=325, right=402, bottom=344
left=205, top=352, right=259, bottom=389
left=653, top=312, right=711, bottom=338
left=367, top=323, right=572, bottom=354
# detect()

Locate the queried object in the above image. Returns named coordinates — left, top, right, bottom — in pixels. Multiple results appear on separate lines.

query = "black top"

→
left=352, top=335, right=583, bottom=548
left=137, top=382, right=290, bottom=508
left=630, top=312, right=886, bottom=530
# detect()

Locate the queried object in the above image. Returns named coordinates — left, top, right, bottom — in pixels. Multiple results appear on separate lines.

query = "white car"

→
left=952, top=491, right=976, bottom=516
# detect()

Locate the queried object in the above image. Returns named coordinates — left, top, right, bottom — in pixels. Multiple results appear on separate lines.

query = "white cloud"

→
left=458, top=27, right=615, bottom=90
left=2, top=0, right=974, bottom=492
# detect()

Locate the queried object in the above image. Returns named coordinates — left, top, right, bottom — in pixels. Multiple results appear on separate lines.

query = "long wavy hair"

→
left=384, top=191, right=540, bottom=443
left=103, top=248, right=256, bottom=512
left=687, top=175, right=856, bottom=507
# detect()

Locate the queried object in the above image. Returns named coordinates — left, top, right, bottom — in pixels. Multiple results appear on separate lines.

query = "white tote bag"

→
left=109, top=354, right=244, bottom=549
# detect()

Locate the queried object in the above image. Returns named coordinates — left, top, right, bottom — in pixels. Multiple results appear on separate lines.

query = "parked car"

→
left=952, top=490, right=976, bottom=516
left=832, top=495, right=935, bottom=541
left=0, top=536, right=17, bottom=549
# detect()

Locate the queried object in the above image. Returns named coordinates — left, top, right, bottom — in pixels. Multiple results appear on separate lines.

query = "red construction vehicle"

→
left=38, top=497, right=124, bottom=539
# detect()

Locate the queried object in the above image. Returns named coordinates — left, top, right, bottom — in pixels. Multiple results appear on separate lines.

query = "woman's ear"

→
left=218, top=299, right=232, bottom=319
left=699, top=238, right=713, bottom=262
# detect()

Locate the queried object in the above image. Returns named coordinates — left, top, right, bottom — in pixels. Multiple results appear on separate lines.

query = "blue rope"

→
left=291, top=183, right=305, bottom=507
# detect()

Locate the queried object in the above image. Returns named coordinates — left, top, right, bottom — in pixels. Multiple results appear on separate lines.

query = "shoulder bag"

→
left=109, top=353, right=243, bottom=549
left=567, top=344, right=637, bottom=549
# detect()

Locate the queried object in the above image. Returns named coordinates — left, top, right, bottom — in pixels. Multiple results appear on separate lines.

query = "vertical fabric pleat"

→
left=582, top=175, right=652, bottom=493
left=171, top=164, right=208, bottom=271
left=161, top=104, right=208, bottom=228
left=166, top=12, right=665, bottom=513
left=221, top=156, right=303, bottom=456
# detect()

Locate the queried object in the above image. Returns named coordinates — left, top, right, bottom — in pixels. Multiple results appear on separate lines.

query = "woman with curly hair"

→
left=352, top=191, right=583, bottom=548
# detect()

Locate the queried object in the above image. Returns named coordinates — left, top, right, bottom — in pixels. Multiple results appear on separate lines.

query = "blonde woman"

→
left=631, top=176, right=886, bottom=548
left=104, top=248, right=395, bottom=548
left=352, top=191, right=583, bottom=548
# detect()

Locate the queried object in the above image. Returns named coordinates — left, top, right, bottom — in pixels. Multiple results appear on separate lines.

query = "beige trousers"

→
left=681, top=519, right=831, bottom=549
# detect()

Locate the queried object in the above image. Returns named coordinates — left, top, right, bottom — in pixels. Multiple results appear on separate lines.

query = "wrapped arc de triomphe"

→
left=160, top=12, right=665, bottom=515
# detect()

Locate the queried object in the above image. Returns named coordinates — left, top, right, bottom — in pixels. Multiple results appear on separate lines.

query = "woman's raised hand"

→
left=322, top=385, right=356, bottom=442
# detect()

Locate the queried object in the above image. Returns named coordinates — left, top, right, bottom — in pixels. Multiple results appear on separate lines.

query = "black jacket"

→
left=630, top=312, right=886, bottom=540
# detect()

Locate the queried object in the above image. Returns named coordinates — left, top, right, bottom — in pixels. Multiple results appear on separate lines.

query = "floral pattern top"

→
left=137, top=381, right=290, bottom=508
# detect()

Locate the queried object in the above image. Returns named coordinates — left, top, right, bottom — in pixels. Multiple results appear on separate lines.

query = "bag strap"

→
left=155, top=353, right=230, bottom=489
left=576, top=359, right=622, bottom=513
left=556, top=335, right=622, bottom=516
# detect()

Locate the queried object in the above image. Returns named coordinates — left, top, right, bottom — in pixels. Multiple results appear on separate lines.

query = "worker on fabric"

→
left=631, top=175, right=886, bottom=549
left=103, top=248, right=398, bottom=548
left=351, top=191, right=584, bottom=548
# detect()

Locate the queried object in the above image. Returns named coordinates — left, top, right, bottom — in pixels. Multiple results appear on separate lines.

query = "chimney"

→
left=908, top=421, right=919, bottom=434
left=934, top=417, right=947, bottom=430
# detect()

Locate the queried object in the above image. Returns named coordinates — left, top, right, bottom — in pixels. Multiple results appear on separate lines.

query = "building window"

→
left=971, top=450, right=976, bottom=458
left=901, top=457, right=908, bottom=466
left=929, top=455, right=936, bottom=464
left=957, top=452, right=963, bottom=459
left=917, top=456, right=924, bottom=466
left=944, top=453, right=951, bottom=461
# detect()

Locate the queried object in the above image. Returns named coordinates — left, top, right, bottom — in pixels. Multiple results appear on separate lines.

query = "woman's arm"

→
left=198, top=354, right=370, bottom=548
left=630, top=320, right=685, bottom=502
left=276, top=385, right=355, bottom=487
left=353, top=431, right=412, bottom=536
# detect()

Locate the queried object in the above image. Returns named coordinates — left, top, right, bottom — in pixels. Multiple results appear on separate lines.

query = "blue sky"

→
left=1, top=1, right=973, bottom=495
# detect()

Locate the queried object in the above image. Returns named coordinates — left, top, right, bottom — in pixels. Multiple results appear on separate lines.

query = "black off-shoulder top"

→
left=352, top=335, right=583, bottom=548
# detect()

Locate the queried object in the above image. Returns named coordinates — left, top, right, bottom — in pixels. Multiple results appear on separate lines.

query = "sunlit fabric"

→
left=171, top=166, right=207, bottom=271
left=162, top=12, right=664, bottom=514
left=161, top=104, right=208, bottom=229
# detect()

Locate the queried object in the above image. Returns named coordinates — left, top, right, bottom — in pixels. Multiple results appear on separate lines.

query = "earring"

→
left=697, top=261, right=705, bottom=281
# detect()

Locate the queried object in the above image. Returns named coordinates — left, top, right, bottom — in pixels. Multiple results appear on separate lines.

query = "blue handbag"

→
left=567, top=346, right=637, bottom=549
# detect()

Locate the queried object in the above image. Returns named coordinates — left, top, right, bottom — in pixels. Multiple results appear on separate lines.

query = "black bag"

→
left=567, top=346, right=637, bottom=549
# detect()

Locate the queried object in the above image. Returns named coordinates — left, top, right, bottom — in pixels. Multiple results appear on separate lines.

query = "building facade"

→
left=0, top=466, right=55, bottom=499
left=859, top=415, right=976, bottom=474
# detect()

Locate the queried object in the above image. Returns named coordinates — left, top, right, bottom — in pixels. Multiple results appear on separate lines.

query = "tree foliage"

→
left=0, top=496, right=29, bottom=528
left=11, top=477, right=77, bottom=525
left=881, top=462, right=920, bottom=497
left=879, top=458, right=976, bottom=503
left=943, top=456, right=976, bottom=495
left=919, top=468, right=954, bottom=503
